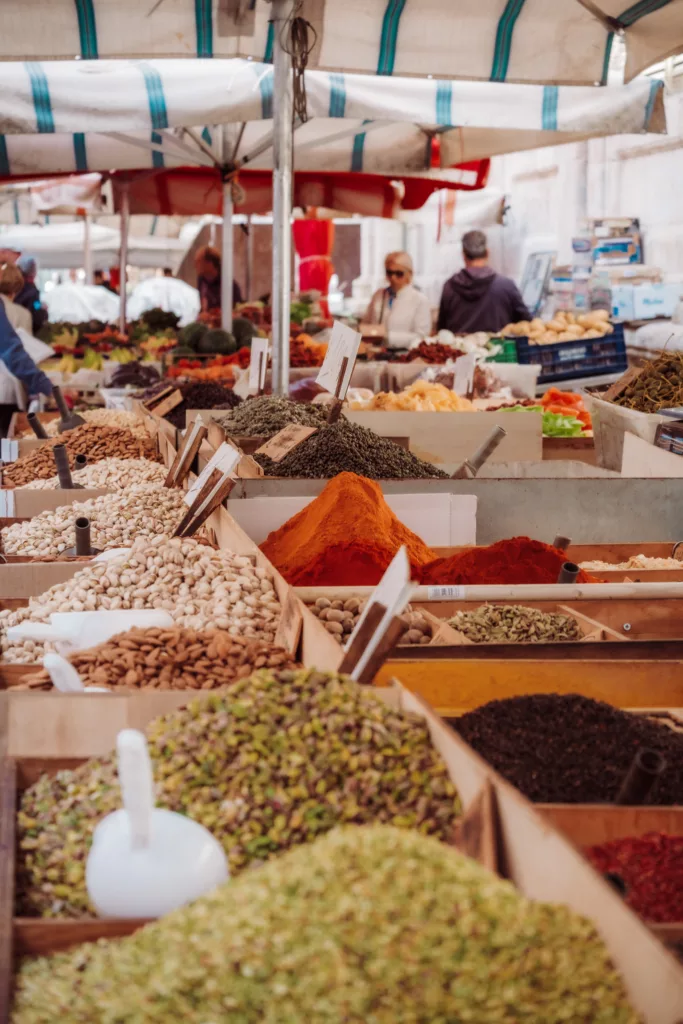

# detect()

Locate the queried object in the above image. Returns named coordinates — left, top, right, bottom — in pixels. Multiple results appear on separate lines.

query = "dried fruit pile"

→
left=217, top=395, right=327, bottom=438
left=0, top=536, right=281, bottom=662
left=2, top=425, right=161, bottom=487
left=448, top=604, right=582, bottom=643
left=610, top=351, right=683, bottom=413
left=163, top=381, right=242, bottom=429
left=451, top=694, right=683, bottom=803
left=23, top=457, right=166, bottom=491
left=12, top=826, right=639, bottom=1023
left=16, top=670, right=461, bottom=917
left=307, top=596, right=433, bottom=646
left=23, top=627, right=298, bottom=691
left=1, top=486, right=187, bottom=557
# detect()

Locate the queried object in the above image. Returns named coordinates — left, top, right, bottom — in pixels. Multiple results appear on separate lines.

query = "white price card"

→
left=316, top=321, right=362, bottom=400
left=248, top=337, right=269, bottom=394
left=0, top=439, right=19, bottom=463
left=184, top=443, right=240, bottom=506
left=0, top=490, right=15, bottom=517
left=346, top=546, right=417, bottom=682
left=427, top=585, right=465, bottom=601
left=452, top=352, right=477, bottom=396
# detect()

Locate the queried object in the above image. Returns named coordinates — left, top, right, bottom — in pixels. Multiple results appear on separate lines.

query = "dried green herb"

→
left=217, top=396, right=327, bottom=437
left=12, top=825, right=640, bottom=1024
left=612, top=352, right=683, bottom=413
left=449, top=604, right=583, bottom=643
left=17, top=669, right=460, bottom=918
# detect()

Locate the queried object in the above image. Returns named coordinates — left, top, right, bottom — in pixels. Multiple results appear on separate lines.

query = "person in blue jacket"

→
left=0, top=298, right=52, bottom=436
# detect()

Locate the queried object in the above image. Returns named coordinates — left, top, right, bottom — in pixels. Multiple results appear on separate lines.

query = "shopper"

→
left=363, top=251, right=432, bottom=348
left=94, top=270, right=118, bottom=294
left=0, top=263, right=32, bottom=333
left=194, top=245, right=243, bottom=314
left=14, top=256, right=48, bottom=334
left=0, top=297, right=53, bottom=436
left=437, top=230, right=530, bottom=334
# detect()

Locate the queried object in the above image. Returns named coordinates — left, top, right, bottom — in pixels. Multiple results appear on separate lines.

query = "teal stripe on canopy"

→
left=151, top=130, right=164, bottom=168
left=24, top=63, right=55, bottom=133
left=13, top=199, right=20, bottom=225
left=73, top=132, right=88, bottom=170
left=74, top=0, right=98, bottom=59
left=490, top=0, right=527, bottom=82
left=602, top=0, right=673, bottom=83
left=138, top=64, right=169, bottom=130
left=351, top=120, right=372, bottom=172
left=264, top=21, right=274, bottom=63
left=195, top=0, right=213, bottom=57
left=644, top=77, right=663, bottom=127
left=202, top=127, right=213, bottom=145
left=542, top=85, right=558, bottom=130
left=150, top=215, right=158, bottom=236
left=377, top=0, right=407, bottom=75
left=328, top=73, right=346, bottom=117
left=258, top=67, right=274, bottom=119
left=435, top=80, right=453, bottom=126
left=0, top=136, right=9, bottom=176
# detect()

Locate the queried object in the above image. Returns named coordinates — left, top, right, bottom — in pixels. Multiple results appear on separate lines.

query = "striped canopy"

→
left=1, top=1, right=682, bottom=85
left=0, top=59, right=666, bottom=177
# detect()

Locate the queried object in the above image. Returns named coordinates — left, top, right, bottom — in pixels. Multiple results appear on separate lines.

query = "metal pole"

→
left=83, top=213, right=93, bottom=285
left=271, top=0, right=294, bottom=396
left=119, top=185, right=130, bottom=334
left=221, top=180, right=234, bottom=332
left=246, top=213, right=254, bottom=301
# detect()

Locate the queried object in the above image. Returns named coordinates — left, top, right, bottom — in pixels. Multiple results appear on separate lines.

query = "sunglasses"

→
left=386, top=269, right=405, bottom=279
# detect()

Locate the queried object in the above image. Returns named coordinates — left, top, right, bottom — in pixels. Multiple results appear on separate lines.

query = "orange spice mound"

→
left=419, top=537, right=595, bottom=586
left=260, top=472, right=434, bottom=586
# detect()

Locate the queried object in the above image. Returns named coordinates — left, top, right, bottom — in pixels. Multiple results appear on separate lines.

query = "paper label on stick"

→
left=345, top=546, right=416, bottom=681
left=427, top=585, right=465, bottom=600
left=254, top=425, right=318, bottom=463
left=184, top=443, right=240, bottom=506
left=452, top=353, right=477, bottom=396
left=1, top=439, right=18, bottom=463
left=165, top=414, right=207, bottom=486
left=146, top=389, right=183, bottom=419
left=248, top=338, right=269, bottom=394
left=0, top=489, right=15, bottom=516
left=316, top=321, right=361, bottom=399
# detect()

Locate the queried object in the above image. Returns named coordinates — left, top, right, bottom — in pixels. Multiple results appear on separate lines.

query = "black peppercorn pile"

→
left=255, top=420, right=448, bottom=479
left=165, top=382, right=242, bottom=429
left=449, top=694, right=683, bottom=804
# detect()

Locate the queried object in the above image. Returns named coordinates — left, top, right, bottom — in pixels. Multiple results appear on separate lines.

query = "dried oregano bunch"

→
left=17, top=669, right=461, bottom=917
left=449, top=604, right=583, bottom=644
left=12, top=825, right=640, bottom=1024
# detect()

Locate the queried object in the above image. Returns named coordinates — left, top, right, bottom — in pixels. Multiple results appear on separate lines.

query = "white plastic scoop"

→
left=86, top=729, right=229, bottom=918
left=7, top=609, right=174, bottom=654
left=42, top=652, right=110, bottom=694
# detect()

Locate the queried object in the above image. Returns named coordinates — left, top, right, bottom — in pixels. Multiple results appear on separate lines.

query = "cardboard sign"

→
left=316, top=321, right=361, bottom=400
left=0, top=439, right=19, bottom=463
left=601, top=365, right=644, bottom=403
left=248, top=337, right=269, bottom=395
left=142, top=386, right=174, bottom=408
left=146, top=389, right=183, bottom=420
left=183, top=443, right=241, bottom=507
left=254, top=425, right=318, bottom=463
left=165, top=415, right=208, bottom=487
left=452, top=352, right=477, bottom=397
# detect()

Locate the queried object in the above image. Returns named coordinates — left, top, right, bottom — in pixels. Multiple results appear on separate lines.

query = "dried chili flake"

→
left=585, top=832, right=683, bottom=923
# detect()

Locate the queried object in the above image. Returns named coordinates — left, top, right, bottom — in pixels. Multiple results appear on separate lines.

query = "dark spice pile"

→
left=166, top=382, right=241, bottom=429
left=255, top=420, right=448, bottom=479
left=217, top=396, right=327, bottom=438
left=585, top=832, right=683, bottom=923
left=449, top=694, right=683, bottom=804
left=611, top=352, right=683, bottom=413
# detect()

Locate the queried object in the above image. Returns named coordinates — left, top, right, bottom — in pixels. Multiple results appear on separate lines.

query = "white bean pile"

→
left=22, top=458, right=167, bottom=491
left=0, top=536, right=281, bottom=663
left=1, top=486, right=187, bottom=557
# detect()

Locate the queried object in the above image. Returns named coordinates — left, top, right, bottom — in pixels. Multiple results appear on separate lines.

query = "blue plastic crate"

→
left=511, top=323, right=626, bottom=384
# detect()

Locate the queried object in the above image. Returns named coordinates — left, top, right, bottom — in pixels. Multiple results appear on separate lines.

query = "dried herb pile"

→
left=17, top=669, right=460, bottom=917
left=217, top=395, right=327, bottom=438
left=611, top=352, right=683, bottom=413
left=255, top=420, right=448, bottom=479
left=12, top=826, right=639, bottom=1024
left=448, top=604, right=583, bottom=644
left=450, top=694, right=683, bottom=803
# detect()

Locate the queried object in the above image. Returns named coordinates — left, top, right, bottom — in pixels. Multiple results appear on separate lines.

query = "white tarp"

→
left=0, top=1, right=681, bottom=86
left=44, top=283, right=120, bottom=324
left=0, top=221, right=186, bottom=269
left=0, top=60, right=666, bottom=176
left=127, top=277, right=200, bottom=326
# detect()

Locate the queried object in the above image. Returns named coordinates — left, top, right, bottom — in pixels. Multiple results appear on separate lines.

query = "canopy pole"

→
left=246, top=214, right=254, bottom=301
left=83, top=213, right=93, bottom=285
left=221, top=179, right=234, bottom=332
left=271, top=0, right=294, bottom=396
left=119, top=185, right=130, bottom=334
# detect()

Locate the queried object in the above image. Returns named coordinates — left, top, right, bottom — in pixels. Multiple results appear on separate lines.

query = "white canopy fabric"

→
left=127, top=277, right=200, bottom=326
left=0, top=221, right=186, bottom=269
left=0, top=60, right=666, bottom=176
left=44, top=283, right=121, bottom=324
left=0, top=1, right=682, bottom=86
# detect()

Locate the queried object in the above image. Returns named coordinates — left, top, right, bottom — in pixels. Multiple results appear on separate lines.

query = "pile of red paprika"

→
left=585, top=832, right=683, bottom=922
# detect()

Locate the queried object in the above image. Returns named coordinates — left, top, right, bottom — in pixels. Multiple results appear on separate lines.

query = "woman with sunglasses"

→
left=363, top=251, right=432, bottom=348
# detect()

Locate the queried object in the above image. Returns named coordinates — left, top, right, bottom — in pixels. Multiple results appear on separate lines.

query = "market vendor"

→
left=363, top=251, right=432, bottom=348
left=0, top=296, right=53, bottom=436
left=195, top=245, right=243, bottom=314
left=437, top=230, right=530, bottom=334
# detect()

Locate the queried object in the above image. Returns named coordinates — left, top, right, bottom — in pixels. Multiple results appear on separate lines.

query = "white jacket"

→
left=365, top=285, right=432, bottom=348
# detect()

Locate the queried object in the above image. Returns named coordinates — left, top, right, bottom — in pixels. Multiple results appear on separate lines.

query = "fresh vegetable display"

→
left=495, top=388, right=592, bottom=437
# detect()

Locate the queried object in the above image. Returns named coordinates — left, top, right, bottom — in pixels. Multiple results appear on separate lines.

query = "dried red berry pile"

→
left=585, top=832, right=683, bottom=923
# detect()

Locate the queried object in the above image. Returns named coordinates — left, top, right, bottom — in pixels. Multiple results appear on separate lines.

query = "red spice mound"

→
left=260, top=472, right=434, bottom=586
left=585, top=833, right=683, bottom=923
left=419, top=536, right=595, bottom=586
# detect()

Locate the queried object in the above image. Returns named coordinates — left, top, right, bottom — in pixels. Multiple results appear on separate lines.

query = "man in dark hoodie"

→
left=437, top=230, right=530, bottom=334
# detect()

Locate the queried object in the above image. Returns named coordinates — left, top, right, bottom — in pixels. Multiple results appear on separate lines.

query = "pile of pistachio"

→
left=12, top=825, right=639, bottom=1024
left=448, top=603, right=583, bottom=644
left=16, top=669, right=461, bottom=917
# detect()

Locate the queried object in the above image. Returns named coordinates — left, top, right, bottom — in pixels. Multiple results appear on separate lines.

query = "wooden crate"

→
left=2, top=685, right=682, bottom=1022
